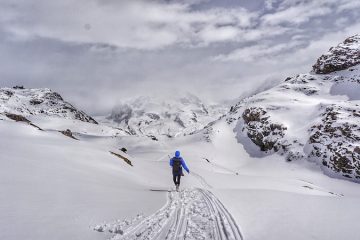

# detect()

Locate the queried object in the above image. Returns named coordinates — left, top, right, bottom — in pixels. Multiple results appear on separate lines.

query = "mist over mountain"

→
left=98, top=93, right=228, bottom=138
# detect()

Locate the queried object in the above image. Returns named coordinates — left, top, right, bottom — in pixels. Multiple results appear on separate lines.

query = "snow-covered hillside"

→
left=218, top=34, right=360, bottom=182
left=2, top=110, right=360, bottom=240
left=0, top=86, right=97, bottom=124
left=0, top=86, right=129, bottom=138
left=98, top=94, right=227, bottom=138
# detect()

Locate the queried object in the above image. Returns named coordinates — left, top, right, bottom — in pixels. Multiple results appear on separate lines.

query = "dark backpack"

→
left=172, top=157, right=182, bottom=174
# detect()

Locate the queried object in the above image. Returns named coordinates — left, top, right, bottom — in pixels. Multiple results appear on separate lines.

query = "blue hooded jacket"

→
left=169, top=151, right=189, bottom=175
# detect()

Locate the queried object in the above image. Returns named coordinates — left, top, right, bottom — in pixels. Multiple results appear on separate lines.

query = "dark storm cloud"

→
left=0, top=0, right=359, bottom=114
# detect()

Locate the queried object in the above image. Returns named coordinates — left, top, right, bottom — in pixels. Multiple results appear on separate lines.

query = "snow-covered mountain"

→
left=0, top=86, right=132, bottom=138
left=213, top=34, right=360, bottom=182
left=0, top=86, right=97, bottom=124
left=98, top=94, right=228, bottom=138
left=1, top=38, right=360, bottom=240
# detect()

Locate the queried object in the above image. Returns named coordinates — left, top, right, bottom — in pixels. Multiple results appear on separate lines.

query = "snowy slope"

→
left=98, top=94, right=227, bottom=138
left=2, top=113, right=360, bottom=240
left=0, top=120, right=168, bottom=240
left=0, top=86, right=97, bottom=124
left=217, top=34, right=360, bottom=182
left=0, top=86, right=129, bottom=137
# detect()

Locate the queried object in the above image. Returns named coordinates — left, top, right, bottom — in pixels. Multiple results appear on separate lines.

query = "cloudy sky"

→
left=1, top=0, right=360, bottom=114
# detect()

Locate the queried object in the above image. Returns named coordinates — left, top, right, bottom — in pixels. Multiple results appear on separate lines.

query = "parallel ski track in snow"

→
left=109, top=188, right=243, bottom=240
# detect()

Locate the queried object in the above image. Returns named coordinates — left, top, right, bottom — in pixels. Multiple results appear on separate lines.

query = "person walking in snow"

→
left=170, top=151, right=190, bottom=191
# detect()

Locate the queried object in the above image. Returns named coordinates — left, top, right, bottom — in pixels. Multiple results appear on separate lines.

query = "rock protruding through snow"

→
left=306, top=104, right=360, bottom=181
left=313, top=34, right=360, bottom=74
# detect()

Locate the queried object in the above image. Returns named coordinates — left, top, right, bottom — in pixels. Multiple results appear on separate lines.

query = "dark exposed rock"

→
left=73, top=110, right=98, bottom=124
left=242, top=107, right=288, bottom=152
left=120, top=147, right=128, bottom=153
left=13, top=85, right=24, bottom=89
left=110, top=151, right=133, bottom=166
left=307, top=105, right=360, bottom=181
left=60, top=129, right=78, bottom=140
left=146, top=113, right=160, bottom=120
left=3, top=90, right=14, bottom=97
left=148, top=135, right=158, bottom=141
left=29, top=99, right=44, bottom=105
left=5, top=113, right=30, bottom=123
left=5, top=113, right=43, bottom=130
left=286, top=151, right=305, bottom=162
left=174, top=115, right=185, bottom=128
left=313, top=35, right=360, bottom=74
left=44, top=92, right=63, bottom=101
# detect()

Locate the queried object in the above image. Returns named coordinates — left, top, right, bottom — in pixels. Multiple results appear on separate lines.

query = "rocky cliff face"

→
left=241, top=107, right=288, bottom=152
left=313, top=34, right=360, bottom=74
left=222, top=34, right=360, bottom=182
left=0, top=87, right=97, bottom=124
left=307, top=104, right=360, bottom=180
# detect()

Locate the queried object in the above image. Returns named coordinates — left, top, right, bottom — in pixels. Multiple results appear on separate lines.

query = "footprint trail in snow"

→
left=95, top=188, right=243, bottom=240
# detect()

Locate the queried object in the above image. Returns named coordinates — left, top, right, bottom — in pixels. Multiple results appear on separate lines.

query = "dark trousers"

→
left=173, top=175, right=181, bottom=186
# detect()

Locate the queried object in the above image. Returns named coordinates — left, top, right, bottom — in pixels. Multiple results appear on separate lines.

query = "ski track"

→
left=191, top=171, right=213, bottom=189
left=98, top=188, right=243, bottom=240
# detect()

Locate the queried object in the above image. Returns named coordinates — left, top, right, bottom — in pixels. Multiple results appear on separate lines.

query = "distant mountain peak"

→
left=99, top=94, right=227, bottom=138
left=0, top=87, right=97, bottom=124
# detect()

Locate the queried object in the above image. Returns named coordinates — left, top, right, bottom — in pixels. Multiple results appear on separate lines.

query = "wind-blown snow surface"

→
left=1, top=115, right=360, bottom=240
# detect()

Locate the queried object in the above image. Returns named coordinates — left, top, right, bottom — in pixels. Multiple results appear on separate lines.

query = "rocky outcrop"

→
left=5, top=113, right=31, bottom=123
left=313, top=35, right=360, bottom=74
left=110, top=151, right=133, bottom=166
left=242, top=107, right=288, bottom=152
left=221, top=35, right=360, bottom=182
left=5, top=113, right=43, bottom=130
left=306, top=104, right=360, bottom=181
left=60, top=129, right=78, bottom=140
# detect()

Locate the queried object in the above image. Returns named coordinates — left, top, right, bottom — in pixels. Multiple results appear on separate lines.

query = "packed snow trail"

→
left=95, top=188, right=243, bottom=240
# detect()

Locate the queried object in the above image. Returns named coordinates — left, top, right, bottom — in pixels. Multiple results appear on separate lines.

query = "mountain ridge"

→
left=98, top=93, right=228, bottom=138
left=0, top=86, right=98, bottom=124
left=212, top=34, right=360, bottom=182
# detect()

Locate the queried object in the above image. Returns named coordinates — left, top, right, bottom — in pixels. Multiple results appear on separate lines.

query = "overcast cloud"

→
left=0, top=0, right=359, bottom=114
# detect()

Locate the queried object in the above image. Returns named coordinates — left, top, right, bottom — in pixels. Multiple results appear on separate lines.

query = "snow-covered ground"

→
left=1, top=116, right=360, bottom=240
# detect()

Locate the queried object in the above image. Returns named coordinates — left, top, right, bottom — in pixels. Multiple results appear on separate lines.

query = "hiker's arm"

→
left=169, top=158, right=173, bottom=167
left=181, top=159, right=190, bottom=173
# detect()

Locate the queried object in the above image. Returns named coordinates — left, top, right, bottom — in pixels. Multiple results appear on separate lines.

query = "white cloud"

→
left=213, top=40, right=304, bottom=62
left=262, top=2, right=332, bottom=25
left=0, top=0, right=360, bottom=114
left=2, top=0, right=358, bottom=50
left=337, top=0, right=360, bottom=12
left=0, top=0, right=258, bottom=49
